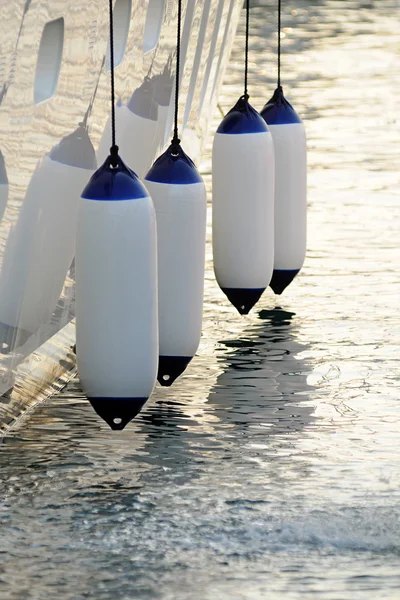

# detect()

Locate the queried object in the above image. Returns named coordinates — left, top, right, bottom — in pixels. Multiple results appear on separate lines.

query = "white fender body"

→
left=261, top=87, right=307, bottom=294
left=212, top=97, right=275, bottom=314
left=76, top=157, right=158, bottom=429
left=269, top=123, right=307, bottom=269
left=145, top=145, right=207, bottom=386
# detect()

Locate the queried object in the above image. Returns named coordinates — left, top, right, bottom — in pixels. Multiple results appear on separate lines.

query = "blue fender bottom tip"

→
left=269, top=269, right=300, bottom=295
left=158, top=356, right=193, bottom=386
left=221, top=288, right=266, bottom=315
left=88, top=397, right=148, bottom=430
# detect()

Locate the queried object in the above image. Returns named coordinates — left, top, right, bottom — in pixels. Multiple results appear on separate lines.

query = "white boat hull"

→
left=0, top=0, right=242, bottom=427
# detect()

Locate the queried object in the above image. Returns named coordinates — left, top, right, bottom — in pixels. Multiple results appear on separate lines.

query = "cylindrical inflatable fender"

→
left=97, top=81, right=159, bottom=178
left=145, top=144, right=206, bottom=386
left=212, top=95, right=275, bottom=314
left=76, top=155, right=158, bottom=430
left=0, top=125, right=96, bottom=333
left=261, top=86, right=307, bottom=294
left=0, top=150, right=8, bottom=224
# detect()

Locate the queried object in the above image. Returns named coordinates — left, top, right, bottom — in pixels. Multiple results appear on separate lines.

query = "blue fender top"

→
left=261, top=86, right=302, bottom=125
left=145, top=143, right=203, bottom=185
left=81, top=155, right=149, bottom=201
left=216, top=96, right=268, bottom=134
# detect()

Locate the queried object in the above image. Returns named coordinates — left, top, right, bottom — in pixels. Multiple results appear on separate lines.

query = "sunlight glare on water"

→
left=0, top=1, right=399, bottom=598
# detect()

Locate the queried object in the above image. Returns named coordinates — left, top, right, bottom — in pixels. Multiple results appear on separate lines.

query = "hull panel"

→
left=0, top=0, right=242, bottom=428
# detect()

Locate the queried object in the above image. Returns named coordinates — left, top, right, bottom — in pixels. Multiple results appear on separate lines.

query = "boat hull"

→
left=0, top=0, right=242, bottom=429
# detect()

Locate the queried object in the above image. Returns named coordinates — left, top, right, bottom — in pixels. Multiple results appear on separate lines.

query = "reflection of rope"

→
left=278, top=0, right=281, bottom=87
left=0, top=1, right=32, bottom=105
left=108, top=0, right=118, bottom=164
left=171, top=0, right=182, bottom=148
left=83, top=56, right=106, bottom=128
left=0, top=83, right=8, bottom=106
left=244, top=0, right=249, bottom=98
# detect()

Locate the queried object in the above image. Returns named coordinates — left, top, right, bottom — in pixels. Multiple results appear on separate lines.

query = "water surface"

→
left=1, top=1, right=400, bottom=598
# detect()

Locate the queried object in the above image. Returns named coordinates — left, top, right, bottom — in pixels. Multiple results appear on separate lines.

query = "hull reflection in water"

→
left=97, top=65, right=174, bottom=179
left=207, top=308, right=314, bottom=436
left=0, top=0, right=241, bottom=422
left=0, top=150, right=8, bottom=224
left=76, top=156, right=158, bottom=430
left=0, top=124, right=95, bottom=336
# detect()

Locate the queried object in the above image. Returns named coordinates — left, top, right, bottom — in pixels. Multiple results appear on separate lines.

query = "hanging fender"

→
left=212, top=95, right=275, bottom=314
left=261, top=86, right=307, bottom=295
left=145, top=143, right=207, bottom=386
left=76, top=155, right=158, bottom=430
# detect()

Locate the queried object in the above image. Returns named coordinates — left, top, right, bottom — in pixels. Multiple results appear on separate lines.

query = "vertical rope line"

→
left=244, top=0, right=249, bottom=97
left=277, top=0, right=281, bottom=87
left=172, top=0, right=182, bottom=145
left=86, top=56, right=106, bottom=125
left=108, top=0, right=118, bottom=161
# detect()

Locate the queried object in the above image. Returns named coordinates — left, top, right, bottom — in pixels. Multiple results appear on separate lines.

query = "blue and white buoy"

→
left=212, top=95, right=275, bottom=314
left=261, top=86, right=307, bottom=295
left=76, top=154, right=158, bottom=430
left=145, top=143, right=206, bottom=386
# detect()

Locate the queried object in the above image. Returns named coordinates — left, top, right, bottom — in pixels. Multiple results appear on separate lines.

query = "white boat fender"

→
left=145, top=141, right=206, bottom=386
left=76, top=152, right=158, bottom=430
left=261, top=86, right=307, bottom=295
left=212, top=95, right=275, bottom=314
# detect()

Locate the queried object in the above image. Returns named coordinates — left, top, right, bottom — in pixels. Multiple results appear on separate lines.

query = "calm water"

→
left=1, top=1, right=400, bottom=598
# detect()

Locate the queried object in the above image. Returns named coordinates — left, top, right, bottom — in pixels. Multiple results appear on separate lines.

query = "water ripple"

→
left=0, top=1, right=400, bottom=598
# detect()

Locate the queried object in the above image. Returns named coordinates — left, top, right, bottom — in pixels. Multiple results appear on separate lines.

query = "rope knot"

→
left=109, top=144, right=119, bottom=167
left=172, top=0, right=182, bottom=152
left=170, top=137, right=181, bottom=156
